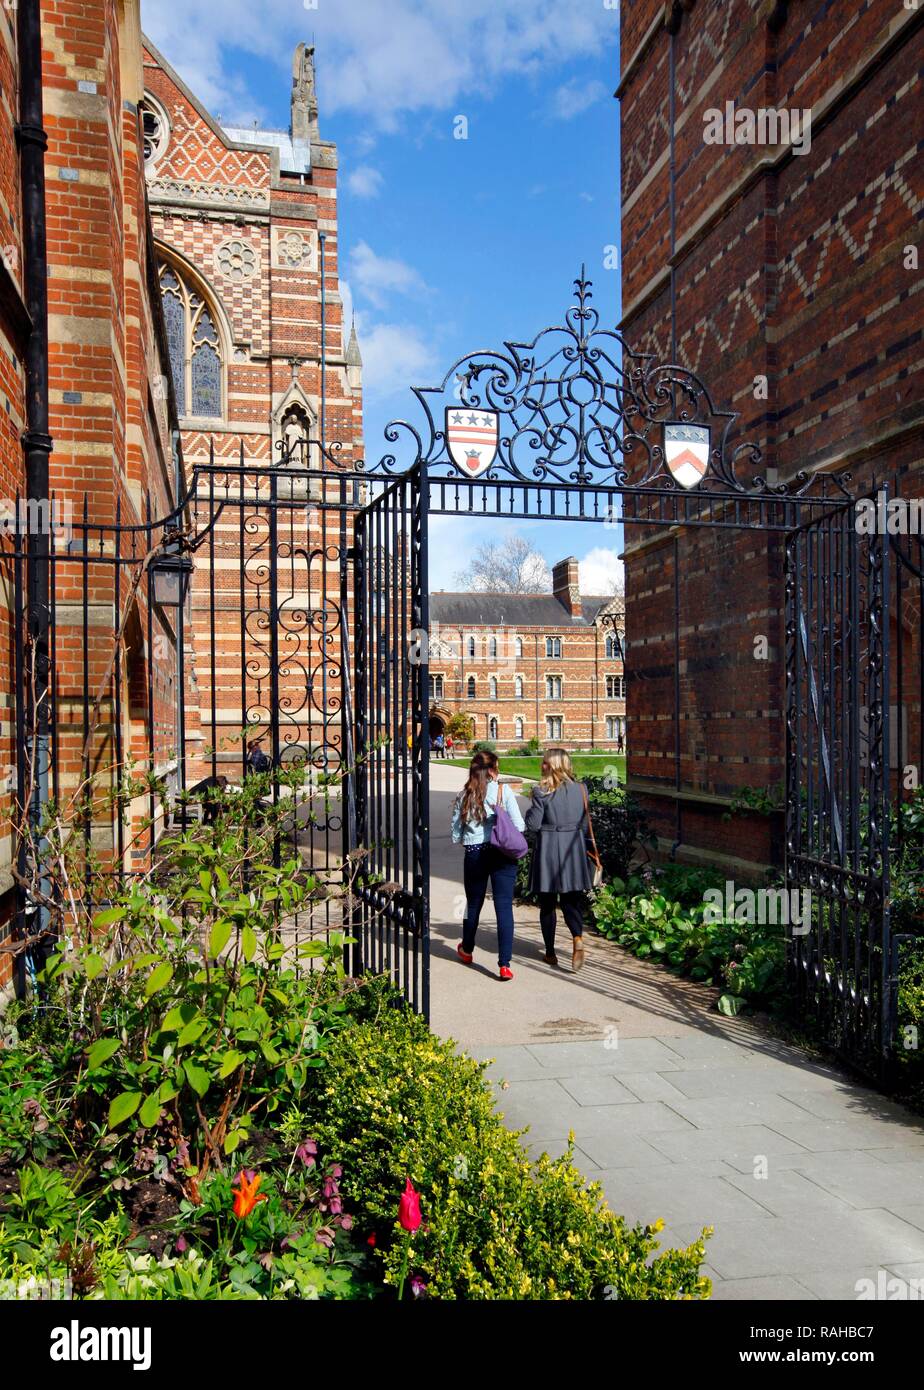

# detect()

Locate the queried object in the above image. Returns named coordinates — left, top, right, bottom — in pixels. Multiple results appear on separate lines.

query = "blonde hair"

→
left=540, top=747, right=575, bottom=793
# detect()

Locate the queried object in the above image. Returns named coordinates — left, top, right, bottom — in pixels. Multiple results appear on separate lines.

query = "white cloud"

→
left=357, top=321, right=435, bottom=401
left=141, top=0, right=618, bottom=128
left=549, top=78, right=608, bottom=121
left=350, top=241, right=427, bottom=309
left=579, top=546, right=623, bottom=595
left=347, top=165, right=384, bottom=199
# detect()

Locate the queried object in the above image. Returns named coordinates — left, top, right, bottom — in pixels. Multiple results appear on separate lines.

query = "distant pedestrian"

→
left=525, top=748, right=601, bottom=972
left=445, top=734, right=454, bottom=758
left=452, top=750, right=526, bottom=982
left=246, top=739, right=272, bottom=776
left=435, top=732, right=445, bottom=759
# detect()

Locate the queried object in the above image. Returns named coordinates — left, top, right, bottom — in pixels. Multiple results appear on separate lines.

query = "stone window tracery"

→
left=158, top=262, right=224, bottom=419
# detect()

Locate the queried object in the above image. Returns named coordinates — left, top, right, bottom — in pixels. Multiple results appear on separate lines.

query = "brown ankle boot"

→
left=572, top=936, right=586, bottom=972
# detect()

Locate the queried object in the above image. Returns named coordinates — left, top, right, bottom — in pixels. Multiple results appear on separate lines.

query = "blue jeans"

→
left=461, top=844, right=518, bottom=967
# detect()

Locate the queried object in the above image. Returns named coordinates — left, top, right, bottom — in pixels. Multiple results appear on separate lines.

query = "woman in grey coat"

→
left=524, top=748, right=594, bottom=972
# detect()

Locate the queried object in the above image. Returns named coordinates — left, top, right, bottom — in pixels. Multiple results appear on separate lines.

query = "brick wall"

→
left=619, top=0, right=924, bottom=875
left=0, top=0, right=184, bottom=988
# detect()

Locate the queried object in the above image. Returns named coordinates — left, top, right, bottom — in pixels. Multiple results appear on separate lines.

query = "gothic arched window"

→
left=158, top=262, right=223, bottom=419
left=489, top=717, right=498, bottom=741
left=489, top=676, right=498, bottom=700
left=467, top=676, right=476, bottom=699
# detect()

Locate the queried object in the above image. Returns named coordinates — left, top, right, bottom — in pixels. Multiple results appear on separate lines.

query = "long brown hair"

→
left=457, top=749, right=499, bottom=824
left=539, top=747, right=575, bottom=793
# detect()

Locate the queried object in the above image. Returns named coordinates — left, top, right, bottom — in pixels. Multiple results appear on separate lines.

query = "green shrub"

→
left=307, top=1002, right=710, bottom=1300
left=471, top=740, right=497, bottom=755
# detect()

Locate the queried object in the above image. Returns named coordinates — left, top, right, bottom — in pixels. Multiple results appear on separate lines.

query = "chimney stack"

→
left=552, top=556, right=581, bottom=617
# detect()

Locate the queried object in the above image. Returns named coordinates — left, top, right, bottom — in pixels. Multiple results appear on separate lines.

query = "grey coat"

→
left=525, top=780, right=594, bottom=894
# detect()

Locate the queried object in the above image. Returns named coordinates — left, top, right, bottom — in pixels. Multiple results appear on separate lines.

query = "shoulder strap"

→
left=581, top=783, right=602, bottom=866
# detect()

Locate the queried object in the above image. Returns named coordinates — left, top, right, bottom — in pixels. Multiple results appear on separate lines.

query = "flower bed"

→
left=0, top=759, right=710, bottom=1301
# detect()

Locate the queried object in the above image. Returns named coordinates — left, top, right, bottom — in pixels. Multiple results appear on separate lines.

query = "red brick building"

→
left=0, top=0, right=184, bottom=984
left=140, top=39, right=363, bottom=778
left=618, top=0, right=923, bottom=875
left=428, top=558, right=626, bottom=752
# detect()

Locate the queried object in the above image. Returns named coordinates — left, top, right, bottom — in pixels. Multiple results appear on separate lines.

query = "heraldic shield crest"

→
left=663, top=422, right=711, bottom=489
left=445, top=407, right=499, bottom=478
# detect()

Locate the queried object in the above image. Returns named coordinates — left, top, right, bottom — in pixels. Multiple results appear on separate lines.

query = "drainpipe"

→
left=16, top=0, right=54, bottom=980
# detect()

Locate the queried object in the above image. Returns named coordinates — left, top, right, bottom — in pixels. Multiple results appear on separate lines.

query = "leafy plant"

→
left=307, top=999, right=710, bottom=1300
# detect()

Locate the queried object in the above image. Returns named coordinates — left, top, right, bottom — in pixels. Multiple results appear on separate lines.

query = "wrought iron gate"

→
left=784, top=495, right=895, bottom=1072
left=350, top=465, right=430, bottom=1017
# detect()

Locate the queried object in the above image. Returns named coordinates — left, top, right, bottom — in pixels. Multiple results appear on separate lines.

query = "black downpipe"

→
left=15, top=0, right=54, bottom=986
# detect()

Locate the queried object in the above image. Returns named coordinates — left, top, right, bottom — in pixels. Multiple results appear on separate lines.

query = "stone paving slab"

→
left=583, top=1165, right=774, bottom=1227
left=710, top=1275, right=819, bottom=1301
left=667, top=1210, right=924, bottom=1282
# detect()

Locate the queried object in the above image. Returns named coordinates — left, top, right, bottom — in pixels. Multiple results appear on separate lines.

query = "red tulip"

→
left=398, top=1178, right=422, bottom=1233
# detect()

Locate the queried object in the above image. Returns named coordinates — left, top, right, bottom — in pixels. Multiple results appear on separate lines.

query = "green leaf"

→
left=83, top=953, right=107, bottom=981
left=93, top=906, right=126, bottom=928
left=218, top=1050, right=245, bottom=1079
left=161, top=1003, right=197, bottom=1032
left=717, top=993, right=747, bottom=1017
left=145, top=961, right=174, bottom=997
left=139, top=1094, right=163, bottom=1129
left=86, top=1037, right=121, bottom=1071
left=108, top=1091, right=142, bottom=1128
left=199, top=870, right=213, bottom=893
left=241, top=926, right=257, bottom=962
left=177, top=1017, right=208, bottom=1048
left=223, top=1130, right=243, bottom=1155
left=208, top=919, right=232, bottom=958
left=183, top=1061, right=211, bottom=1098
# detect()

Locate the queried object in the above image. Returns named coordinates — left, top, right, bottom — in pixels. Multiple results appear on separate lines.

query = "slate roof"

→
left=428, top=592, right=612, bottom=628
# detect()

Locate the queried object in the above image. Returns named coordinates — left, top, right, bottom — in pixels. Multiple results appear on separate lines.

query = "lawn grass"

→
left=444, top=753, right=626, bottom=781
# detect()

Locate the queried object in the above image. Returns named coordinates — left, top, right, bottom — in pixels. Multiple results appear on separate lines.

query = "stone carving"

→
left=215, top=238, right=258, bottom=280
left=147, top=177, right=270, bottom=212
left=272, top=228, right=314, bottom=270
left=292, top=43, right=319, bottom=143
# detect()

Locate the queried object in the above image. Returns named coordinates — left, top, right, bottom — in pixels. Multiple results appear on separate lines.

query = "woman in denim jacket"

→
left=451, top=749, right=526, bottom=981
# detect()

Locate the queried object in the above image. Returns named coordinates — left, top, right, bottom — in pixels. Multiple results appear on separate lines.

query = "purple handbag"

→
left=490, top=785, right=528, bottom=860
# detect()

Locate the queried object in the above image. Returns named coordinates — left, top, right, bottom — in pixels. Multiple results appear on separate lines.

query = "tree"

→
left=454, top=535, right=550, bottom=593
left=445, top=712, right=475, bottom=746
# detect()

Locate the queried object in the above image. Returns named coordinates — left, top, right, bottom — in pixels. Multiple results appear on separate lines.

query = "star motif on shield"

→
left=445, top=407, right=499, bottom=478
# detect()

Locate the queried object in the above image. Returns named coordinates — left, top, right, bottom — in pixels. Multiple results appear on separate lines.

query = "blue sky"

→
left=143, top=0, right=624, bottom=591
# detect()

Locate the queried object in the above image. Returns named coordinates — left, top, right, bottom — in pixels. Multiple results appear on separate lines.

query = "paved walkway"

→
left=428, top=761, right=924, bottom=1301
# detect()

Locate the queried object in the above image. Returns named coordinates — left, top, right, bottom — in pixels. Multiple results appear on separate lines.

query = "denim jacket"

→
left=451, top=779, right=526, bottom=846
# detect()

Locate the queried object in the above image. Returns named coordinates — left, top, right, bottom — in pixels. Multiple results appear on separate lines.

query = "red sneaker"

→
left=499, top=966, right=514, bottom=982
left=456, top=944, right=473, bottom=965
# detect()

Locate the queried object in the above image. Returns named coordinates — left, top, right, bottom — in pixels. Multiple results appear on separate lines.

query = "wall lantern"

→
left=151, top=544, right=193, bottom=608
left=663, top=422, right=711, bottom=489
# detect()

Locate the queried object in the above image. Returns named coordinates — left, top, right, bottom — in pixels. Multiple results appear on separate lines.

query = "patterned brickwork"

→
left=620, top=0, right=924, bottom=875
left=142, top=40, right=363, bottom=782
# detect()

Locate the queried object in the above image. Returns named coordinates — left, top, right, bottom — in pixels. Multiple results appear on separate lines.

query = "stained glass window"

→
left=158, top=263, right=222, bottom=419
left=161, top=281, right=186, bottom=417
